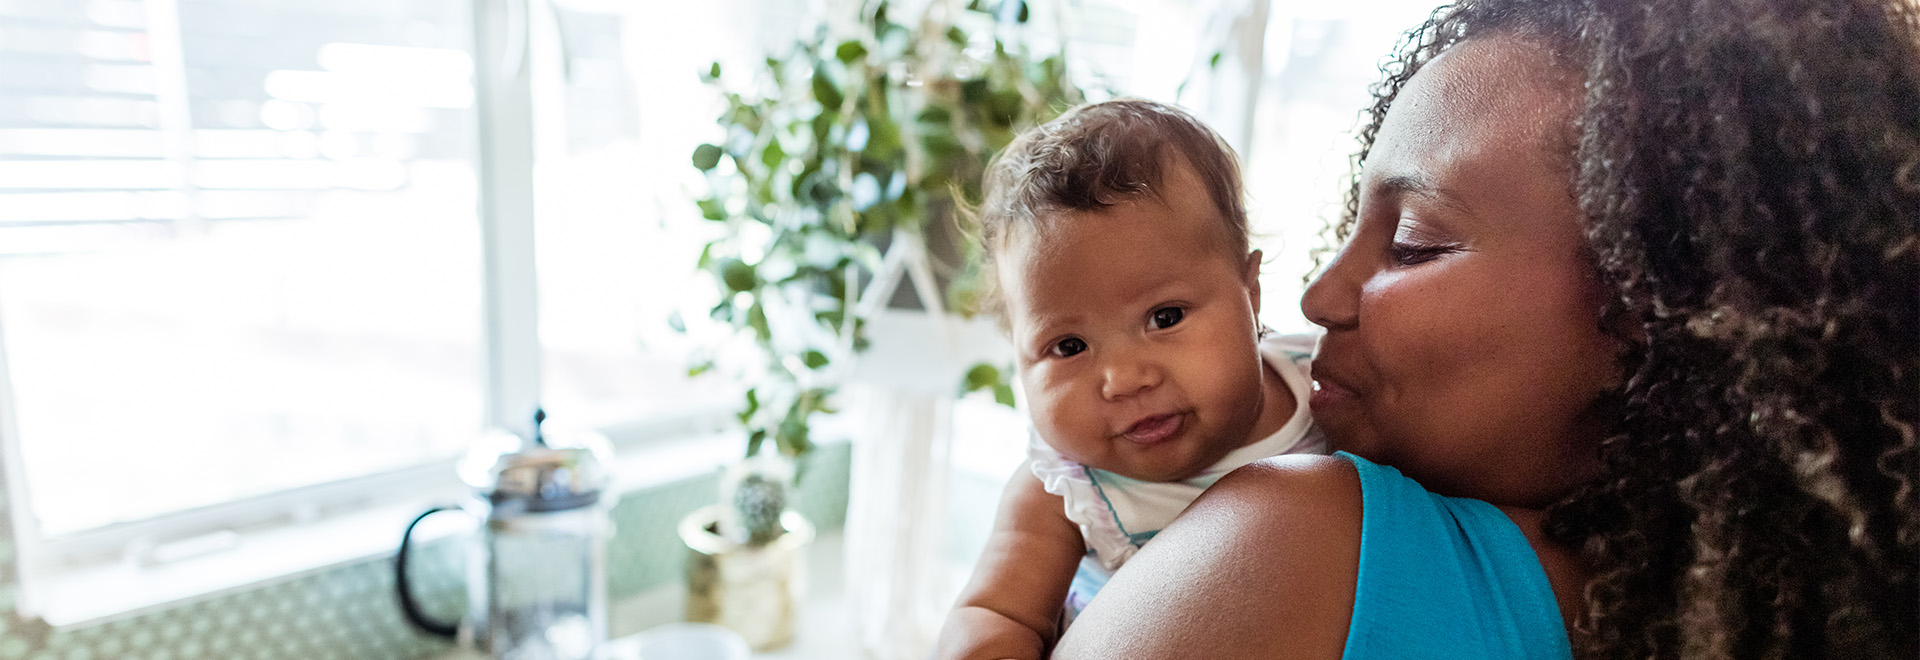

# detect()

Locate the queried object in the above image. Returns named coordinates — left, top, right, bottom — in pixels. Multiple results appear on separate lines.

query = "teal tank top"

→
left=1336, top=451, right=1573, bottom=659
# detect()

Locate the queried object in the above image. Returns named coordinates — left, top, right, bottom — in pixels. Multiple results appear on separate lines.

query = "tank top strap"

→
left=1334, top=451, right=1573, bottom=660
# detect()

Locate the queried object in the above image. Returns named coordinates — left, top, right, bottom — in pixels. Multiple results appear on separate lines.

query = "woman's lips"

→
left=1123, top=413, right=1184, bottom=445
left=1309, top=377, right=1358, bottom=411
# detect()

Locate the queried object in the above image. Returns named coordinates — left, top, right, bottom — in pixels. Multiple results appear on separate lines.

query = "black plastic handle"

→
left=396, top=506, right=461, bottom=639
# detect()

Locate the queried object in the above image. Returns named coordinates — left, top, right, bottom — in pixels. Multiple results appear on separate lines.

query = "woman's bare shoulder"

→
left=1210, top=453, right=1364, bottom=509
left=1179, top=453, right=1364, bottom=560
left=1051, top=454, right=1363, bottom=660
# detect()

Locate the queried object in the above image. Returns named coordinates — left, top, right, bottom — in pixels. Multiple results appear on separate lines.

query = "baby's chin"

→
left=1099, top=442, right=1231, bottom=482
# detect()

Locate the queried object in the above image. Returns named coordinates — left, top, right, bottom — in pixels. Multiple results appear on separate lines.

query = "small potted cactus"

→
left=678, top=455, right=816, bottom=651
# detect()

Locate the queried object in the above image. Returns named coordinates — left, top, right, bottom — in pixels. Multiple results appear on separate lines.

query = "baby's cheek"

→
left=1028, top=389, right=1086, bottom=453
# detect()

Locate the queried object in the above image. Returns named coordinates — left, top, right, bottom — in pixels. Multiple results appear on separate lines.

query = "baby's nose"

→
left=1099, top=352, right=1162, bottom=400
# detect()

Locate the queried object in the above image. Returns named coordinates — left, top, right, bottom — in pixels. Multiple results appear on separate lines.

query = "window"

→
left=0, top=0, right=483, bottom=541
left=525, top=0, right=804, bottom=428
left=0, top=0, right=848, bottom=625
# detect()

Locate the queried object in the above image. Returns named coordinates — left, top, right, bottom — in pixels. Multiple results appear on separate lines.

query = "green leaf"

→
left=811, top=111, right=835, bottom=146
left=816, top=309, right=844, bottom=331
left=825, top=268, right=848, bottom=299
left=802, top=350, right=830, bottom=369
left=864, top=115, right=901, bottom=161
left=989, top=89, right=1023, bottom=126
left=1209, top=51, right=1223, bottom=69
left=692, top=143, right=723, bottom=170
left=729, top=105, right=764, bottom=132
left=746, top=429, right=768, bottom=457
left=776, top=405, right=812, bottom=457
left=696, top=241, right=715, bottom=269
left=993, top=383, right=1017, bottom=408
left=704, top=61, right=722, bottom=80
left=747, top=302, right=771, bottom=341
left=963, top=363, right=1001, bottom=392
left=721, top=259, right=758, bottom=292
left=918, top=169, right=950, bottom=194
left=946, top=26, right=968, bottom=45
left=923, top=128, right=964, bottom=160
left=982, top=125, right=1016, bottom=153
left=835, top=40, right=867, bottom=63
left=740, top=389, right=761, bottom=424
left=917, top=106, right=952, bottom=124
left=760, top=138, right=786, bottom=170
left=667, top=310, right=687, bottom=333
left=697, top=198, right=727, bottom=221
left=775, top=399, right=814, bottom=456
left=961, top=78, right=989, bottom=104
left=813, top=67, right=845, bottom=109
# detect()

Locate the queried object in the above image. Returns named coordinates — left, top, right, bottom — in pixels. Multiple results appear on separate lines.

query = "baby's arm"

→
left=933, top=463, right=1086, bottom=660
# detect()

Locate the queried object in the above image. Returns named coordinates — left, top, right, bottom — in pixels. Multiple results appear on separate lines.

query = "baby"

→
left=934, top=99, right=1324, bottom=660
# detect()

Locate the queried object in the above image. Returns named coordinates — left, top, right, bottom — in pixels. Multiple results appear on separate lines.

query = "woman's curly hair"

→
left=1332, top=0, right=1920, bottom=657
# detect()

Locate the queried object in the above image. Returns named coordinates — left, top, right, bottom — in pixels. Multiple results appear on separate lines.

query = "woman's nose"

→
left=1301, top=250, right=1360, bottom=330
left=1099, top=349, right=1162, bottom=401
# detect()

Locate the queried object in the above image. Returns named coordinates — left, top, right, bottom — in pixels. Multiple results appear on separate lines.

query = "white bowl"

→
left=625, top=622, right=751, bottom=660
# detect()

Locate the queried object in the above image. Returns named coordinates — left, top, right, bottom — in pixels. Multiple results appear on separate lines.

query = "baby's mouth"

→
left=1123, top=413, right=1184, bottom=446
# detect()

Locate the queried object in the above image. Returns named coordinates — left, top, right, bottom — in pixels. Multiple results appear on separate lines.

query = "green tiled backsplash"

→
left=0, top=443, right=851, bottom=660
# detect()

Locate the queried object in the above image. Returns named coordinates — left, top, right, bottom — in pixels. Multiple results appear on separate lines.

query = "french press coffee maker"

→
left=396, top=410, right=614, bottom=660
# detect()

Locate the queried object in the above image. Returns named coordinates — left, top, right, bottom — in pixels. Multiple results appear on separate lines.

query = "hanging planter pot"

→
left=678, top=504, right=816, bottom=651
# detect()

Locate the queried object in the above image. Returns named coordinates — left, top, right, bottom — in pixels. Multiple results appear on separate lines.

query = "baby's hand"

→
left=934, top=465, right=1082, bottom=660
left=933, top=605, right=1048, bottom=660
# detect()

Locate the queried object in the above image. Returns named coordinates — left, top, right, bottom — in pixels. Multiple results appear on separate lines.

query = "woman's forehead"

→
left=1367, top=36, right=1579, bottom=186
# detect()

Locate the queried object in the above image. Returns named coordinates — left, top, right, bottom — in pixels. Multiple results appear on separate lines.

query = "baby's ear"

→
left=1243, top=249, right=1263, bottom=312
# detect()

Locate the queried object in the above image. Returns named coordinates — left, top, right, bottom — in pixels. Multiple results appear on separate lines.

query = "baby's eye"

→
left=1150, top=307, right=1184, bottom=330
left=1052, top=337, right=1088, bottom=357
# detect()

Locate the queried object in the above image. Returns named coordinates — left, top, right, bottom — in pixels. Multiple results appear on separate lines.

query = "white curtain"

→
left=842, top=302, right=1016, bottom=660
left=843, top=384, right=957, bottom=660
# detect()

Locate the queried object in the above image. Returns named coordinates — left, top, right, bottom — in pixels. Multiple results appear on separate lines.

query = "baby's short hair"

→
left=976, top=99, right=1249, bottom=259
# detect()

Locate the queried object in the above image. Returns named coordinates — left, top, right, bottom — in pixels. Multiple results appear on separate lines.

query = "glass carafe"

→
left=397, top=412, right=613, bottom=660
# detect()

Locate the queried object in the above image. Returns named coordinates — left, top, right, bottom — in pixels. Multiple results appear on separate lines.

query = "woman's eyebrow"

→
left=1377, top=173, right=1473, bottom=216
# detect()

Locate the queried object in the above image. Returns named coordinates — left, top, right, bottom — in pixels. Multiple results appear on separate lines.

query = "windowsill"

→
left=33, top=424, right=761, bottom=628
left=24, top=308, right=970, bottom=629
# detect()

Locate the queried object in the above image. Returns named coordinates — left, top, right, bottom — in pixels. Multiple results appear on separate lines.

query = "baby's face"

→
left=1000, top=163, right=1267, bottom=482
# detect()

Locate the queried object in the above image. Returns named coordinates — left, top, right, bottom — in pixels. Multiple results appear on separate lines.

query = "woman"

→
left=1052, top=0, right=1919, bottom=658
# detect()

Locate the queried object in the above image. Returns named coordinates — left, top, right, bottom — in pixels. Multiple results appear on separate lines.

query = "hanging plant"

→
left=684, top=0, right=1083, bottom=461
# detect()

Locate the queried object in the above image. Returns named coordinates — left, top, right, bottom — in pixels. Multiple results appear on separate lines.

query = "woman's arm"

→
left=1051, top=454, right=1364, bottom=660
left=932, top=463, right=1086, bottom=660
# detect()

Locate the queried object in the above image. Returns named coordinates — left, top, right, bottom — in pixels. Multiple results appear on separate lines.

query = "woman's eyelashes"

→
left=1388, top=241, right=1456, bottom=266
left=1388, top=219, right=1459, bottom=266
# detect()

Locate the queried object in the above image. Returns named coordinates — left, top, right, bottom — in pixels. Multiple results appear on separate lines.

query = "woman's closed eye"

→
left=1389, top=240, right=1457, bottom=266
left=1052, top=337, right=1088, bottom=357
left=1150, top=306, right=1185, bottom=330
left=1388, top=219, right=1460, bottom=266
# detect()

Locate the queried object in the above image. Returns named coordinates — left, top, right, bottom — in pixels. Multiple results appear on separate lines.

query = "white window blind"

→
left=0, top=0, right=486, bottom=539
